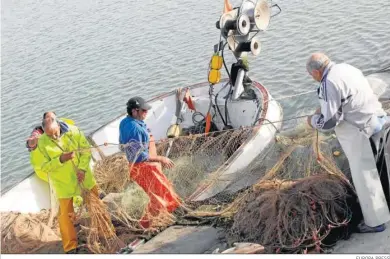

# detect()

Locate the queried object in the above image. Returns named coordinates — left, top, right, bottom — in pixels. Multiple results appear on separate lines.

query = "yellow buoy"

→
left=210, top=55, right=223, bottom=70
left=333, top=150, right=341, bottom=157
left=208, top=69, right=221, bottom=84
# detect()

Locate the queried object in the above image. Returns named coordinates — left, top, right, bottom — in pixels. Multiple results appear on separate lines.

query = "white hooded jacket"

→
left=310, top=62, right=386, bottom=137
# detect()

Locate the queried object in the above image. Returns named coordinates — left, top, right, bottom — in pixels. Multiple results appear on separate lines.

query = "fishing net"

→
left=1, top=164, right=122, bottom=254
left=157, top=127, right=253, bottom=199
left=1, top=190, right=130, bottom=254
left=1, top=210, right=62, bottom=254
left=5, top=106, right=388, bottom=254
left=93, top=153, right=150, bottom=224
left=78, top=188, right=122, bottom=254
left=1, top=206, right=128, bottom=254
left=228, top=174, right=361, bottom=254
left=94, top=154, right=129, bottom=194
left=179, top=127, right=364, bottom=253
left=86, top=118, right=366, bottom=254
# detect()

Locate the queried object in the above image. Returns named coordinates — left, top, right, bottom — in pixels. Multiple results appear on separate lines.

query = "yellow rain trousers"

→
left=33, top=124, right=97, bottom=252
left=59, top=186, right=99, bottom=252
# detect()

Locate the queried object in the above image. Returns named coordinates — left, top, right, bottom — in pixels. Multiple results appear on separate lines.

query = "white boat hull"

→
left=0, top=173, right=51, bottom=213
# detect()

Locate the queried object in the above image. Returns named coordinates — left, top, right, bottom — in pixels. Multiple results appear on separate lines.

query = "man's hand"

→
left=160, top=157, right=175, bottom=169
left=27, top=137, right=38, bottom=148
left=307, top=107, right=320, bottom=128
left=77, top=169, right=85, bottom=183
left=60, top=152, right=74, bottom=163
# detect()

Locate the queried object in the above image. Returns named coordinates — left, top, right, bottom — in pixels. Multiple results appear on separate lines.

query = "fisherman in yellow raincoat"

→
left=27, top=116, right=83, bottom=207
left=27, top=117, right=74, bottom=180
left=33, top=111, right=98, bottom=253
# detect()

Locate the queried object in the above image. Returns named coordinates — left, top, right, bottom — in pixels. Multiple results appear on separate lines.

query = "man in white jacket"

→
left=306, top=52, right=390, bottom=233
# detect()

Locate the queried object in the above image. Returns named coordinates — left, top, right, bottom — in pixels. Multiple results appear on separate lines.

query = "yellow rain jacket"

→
left=31, top=148, right=50, bottom=182
left=34, top=123, right=96, bottom=199
left=30, top=118, right=76, bottom=182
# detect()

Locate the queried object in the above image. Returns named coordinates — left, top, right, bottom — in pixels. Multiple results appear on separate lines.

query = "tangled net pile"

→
left=180, top=126, right=364, bottom=253
left=229, top=174, right=360, bottom=253
left=1, top=186, right=124, bottom=254
left=1, top=210, right=61, bottom=254
left=89, top=122, right=364, bottom=253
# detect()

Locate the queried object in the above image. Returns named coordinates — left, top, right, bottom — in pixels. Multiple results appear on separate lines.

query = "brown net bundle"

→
left=1, top=203, right=121, bottom=254
left=1, top=210, right=62, bottom=254
left=228, top=174, right=361, bottom=253
left=94, top=154, right=129, bottom=193
left=78, top=188, right=123, bottom=254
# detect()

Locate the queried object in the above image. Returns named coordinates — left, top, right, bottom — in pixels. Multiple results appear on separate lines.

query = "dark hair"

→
left=42, top=111, right=58, bottom=128
left=127, top=106, right=136, bottom=116
left=42, top=111, right=56, bottom=120
left=126, top=97, right=150, bottom=116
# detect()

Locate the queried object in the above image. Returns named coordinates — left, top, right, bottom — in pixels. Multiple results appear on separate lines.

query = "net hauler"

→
left=211, top=0, right=280, bottom=101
